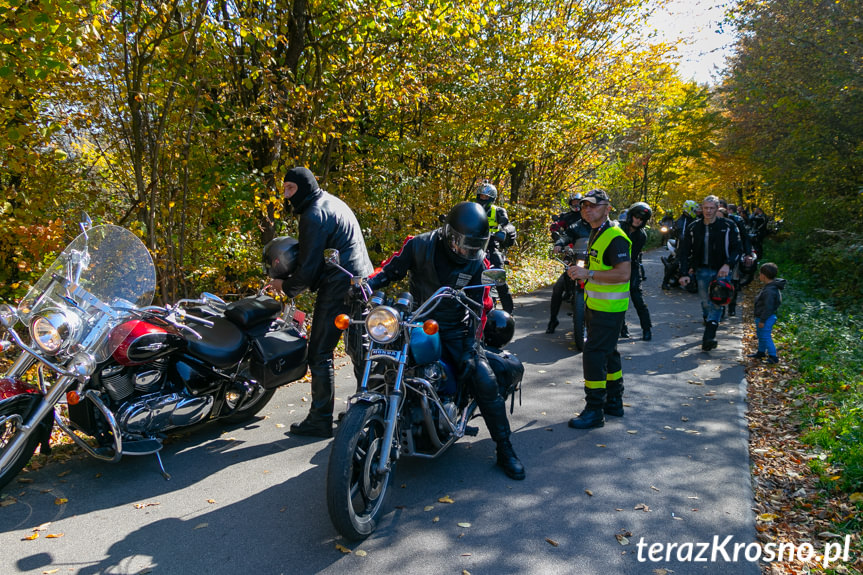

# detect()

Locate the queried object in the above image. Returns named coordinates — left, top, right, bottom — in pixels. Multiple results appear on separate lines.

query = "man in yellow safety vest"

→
left=565, top=189, right=632, bottom=429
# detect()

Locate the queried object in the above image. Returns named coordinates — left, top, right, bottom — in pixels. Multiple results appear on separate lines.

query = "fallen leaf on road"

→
left=438, top=495, right=454, bottom=504
left=650, top=486, right=660, bottom=491
left=424, top=505, right=434, bottom=511
left=0, top=498, right=17, bottom=507
left=687, top=380, right=704, bottom=385
left=615, top=534, right=629, bottom=545
left=538, top=370, right=547, bottom=374
left=546, top=538, right=559, bottom=547
left=34, top=522, right=51, bottom=531
left=335, top=544, right=351, bottom=554
left=23, top=532, right=39, bottom=540
left=134, top=502, right=160, bottom=509
left=433, top=516, right=440, bottom=523
left=42, top=569, right=59, bottom=574
left=57, top=470, right=71, bottom=477
left=45, top=533, right=64, bottom=538
left=54, top=498, right=67, bottom=505
left=626, top=430, right=638, bottom=434
left=634, top=503, right=649, bottom=512
left=275, top=423, right=285, bottom=428
left=585, top=489, right=593, bottom=496
left=17, top=477, right=34, bottom=484
left=355, top=550, right=367, bottom=557
left=458, top=522, right=471, bottom=528
left=207, top=499, right=216, bottom=504
left=596, top=444, right=606, bottom=447
left=193, top=523, right=208, bottom=530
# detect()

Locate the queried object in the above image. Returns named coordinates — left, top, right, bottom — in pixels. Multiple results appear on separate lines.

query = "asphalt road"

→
left=1, top=248, right=759, bottom=575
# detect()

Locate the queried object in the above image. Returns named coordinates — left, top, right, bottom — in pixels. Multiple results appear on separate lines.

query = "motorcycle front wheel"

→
left=326, top=401, right=392, bottom=541
left=0, top=395, right=45, bottom=490
left=572, top=293, right=586, bottom=351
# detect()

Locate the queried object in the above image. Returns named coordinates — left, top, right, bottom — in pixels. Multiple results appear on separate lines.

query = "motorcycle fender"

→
left=0, top=377, right=39, bottom=400
left=0, top=391, right=55, bottom=456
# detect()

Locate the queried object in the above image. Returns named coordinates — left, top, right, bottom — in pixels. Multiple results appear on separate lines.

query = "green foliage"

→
left=769, top=241, right=863, bottom=491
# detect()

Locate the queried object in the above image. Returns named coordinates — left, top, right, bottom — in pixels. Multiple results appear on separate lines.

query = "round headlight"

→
left=0, top=304, right=18, bottom=329
left=30, top=309, right=81, bottom=355
left=365, top=306, right=400, bottom=344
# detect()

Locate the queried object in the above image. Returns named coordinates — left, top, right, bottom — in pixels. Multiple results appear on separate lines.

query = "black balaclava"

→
left=283, top=167, right=320, bottom=215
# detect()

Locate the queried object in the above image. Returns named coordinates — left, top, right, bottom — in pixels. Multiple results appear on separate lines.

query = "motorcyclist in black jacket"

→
left=546, top=216, right=592, bottom=334
left=721, top=201, right=752, bottom=316
left=476, top=182, right=515, bottom=314
left=549, top=193, right=583, bottom=240
left=619, top=202, right=653, bottom=341
left=367, top=202, right=525, bottom=480
left=270, top=167, right=374, bottom=438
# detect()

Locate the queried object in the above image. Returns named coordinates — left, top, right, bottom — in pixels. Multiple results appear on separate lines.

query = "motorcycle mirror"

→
left=481, top=268, right=506, bottom=286
left=324, top=249, right=341, bottom=266
left=80, top=212, right=92, bottom=234
left=200, top=292, right=227, bottom=310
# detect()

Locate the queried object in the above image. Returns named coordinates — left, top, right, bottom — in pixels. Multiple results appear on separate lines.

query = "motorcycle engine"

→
left=117, top=392, right=214, bottom=436
left=99, top=359, right=169, bottom=404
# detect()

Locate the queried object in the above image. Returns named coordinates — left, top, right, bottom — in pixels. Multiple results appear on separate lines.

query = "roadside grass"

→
left=750, top=239, right=863, bottom=573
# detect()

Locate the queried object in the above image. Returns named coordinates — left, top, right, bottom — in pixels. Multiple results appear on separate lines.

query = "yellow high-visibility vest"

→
left=585, top=225, right=631, bottom=312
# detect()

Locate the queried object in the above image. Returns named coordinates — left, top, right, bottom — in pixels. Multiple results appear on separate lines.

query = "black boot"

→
left=642, top=328, right=652, bottom=341
left=619, top=324, right=630, bottom=339
left=496, top=439, right=526, bottom=480
left=290, top=412, right=333, bottom=438
left=747, top=351, right=766, bottom=359
left=569, top=387, right=606, bottom=429
left=702, top=321, right=718, bottom=351
left=604, top=379, right=625, bottom=417
left=545, top=318, right=559, bottom=334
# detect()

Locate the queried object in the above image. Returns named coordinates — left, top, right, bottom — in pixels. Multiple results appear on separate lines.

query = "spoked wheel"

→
left=326, top=402, right=392, bottom=541
left=0, top=395, right=45, bottom=491
left=221, top=385, right=276, bottom=423
left=572, top=292, right=587, bottom=351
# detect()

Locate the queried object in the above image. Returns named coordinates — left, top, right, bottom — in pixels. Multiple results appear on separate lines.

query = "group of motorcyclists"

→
left=268, top=165, right=766, bottom=480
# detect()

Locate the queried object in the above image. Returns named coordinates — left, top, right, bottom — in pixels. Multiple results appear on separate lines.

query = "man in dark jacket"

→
left=620, top=202, right=653, bottom=341
left=270, top=167, right=374, bottom=438
left=367, top=202, right=525, bottom=480
left=678, top=195, right=743, bottom=351
left=476, top=182, right=515, bottom=314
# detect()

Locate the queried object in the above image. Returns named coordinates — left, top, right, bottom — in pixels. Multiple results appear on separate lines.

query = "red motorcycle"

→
left=0, top=218, right=308, bottom=488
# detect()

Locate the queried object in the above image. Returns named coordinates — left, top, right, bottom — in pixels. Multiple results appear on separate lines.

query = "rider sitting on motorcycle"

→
left=366, top=201, right=525, bottom=480
left=546, top=217, right=592, bottom=334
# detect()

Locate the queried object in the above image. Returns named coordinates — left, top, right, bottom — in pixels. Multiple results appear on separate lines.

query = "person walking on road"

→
left=475, top=181, right=516, bottom=314
left=566, top=189, right=632, bottom=429
left=269, top=167, right=374, bottom=438
left=677, top=195, right=743, bottom=352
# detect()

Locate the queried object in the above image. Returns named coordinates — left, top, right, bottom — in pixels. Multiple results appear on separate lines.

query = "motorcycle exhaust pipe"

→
left=418, top=394, right=444, bottom=450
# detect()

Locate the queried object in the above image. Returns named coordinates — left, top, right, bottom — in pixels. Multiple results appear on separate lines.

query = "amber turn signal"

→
left=334, top=314, right=351, bottom=330
left=422, top=319, right=439, bottom=335
left=66, top=391, right=81, bottom=406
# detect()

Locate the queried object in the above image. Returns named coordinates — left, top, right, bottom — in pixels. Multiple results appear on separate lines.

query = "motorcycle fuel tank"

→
left=111, top=320, right=183, bottom=366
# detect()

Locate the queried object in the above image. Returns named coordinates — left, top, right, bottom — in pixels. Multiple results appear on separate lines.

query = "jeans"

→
left=756, top=315, right=777, bottom=356
left=696, top=267, right=725, bottom=323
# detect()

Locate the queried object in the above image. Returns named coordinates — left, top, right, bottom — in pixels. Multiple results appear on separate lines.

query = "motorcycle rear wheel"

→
left=0, top=395, right=44, bottom=491
left=221, top=386, right=276, bottom=423
left=572, top=293, right=586, bottom=351
left=326, top=401, right=392, bottom=541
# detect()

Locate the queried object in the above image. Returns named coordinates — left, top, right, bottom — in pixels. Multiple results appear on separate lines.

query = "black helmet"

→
left=708, top=278, right=735, bottom=306
left=483, top=309, right=515, bottom=348
left=627, top=202, right=652, bottom=227
left=568, top=193, right=583, bottom=211
left=263, top=236, right=300, bottom=279
left=443, top=202, right=489, bottom=263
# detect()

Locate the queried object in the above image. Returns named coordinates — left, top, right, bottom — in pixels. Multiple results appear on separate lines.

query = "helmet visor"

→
left=445, top=225, right=488, bottom=261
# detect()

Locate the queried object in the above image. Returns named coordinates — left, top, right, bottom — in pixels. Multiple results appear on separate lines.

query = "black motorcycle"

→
left=0, top=219, right=308, bottom=487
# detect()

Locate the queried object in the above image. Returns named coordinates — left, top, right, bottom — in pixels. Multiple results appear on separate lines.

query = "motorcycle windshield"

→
left=17, top=225, right=156, bottom=363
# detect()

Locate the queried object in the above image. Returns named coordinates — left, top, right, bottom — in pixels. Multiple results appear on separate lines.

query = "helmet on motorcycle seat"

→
left=627, top=202, right=652, bottom=227
left=476, top=181, right=498, bottom=209
left=443, top=201, right=489, bottom=263
left=263, top=235, right=300, bottom=279
left=483, top=309, right=515, bottom=348
left=683, top=200, right=699, bottom=219
left=708, top=278, right=735, bottom=306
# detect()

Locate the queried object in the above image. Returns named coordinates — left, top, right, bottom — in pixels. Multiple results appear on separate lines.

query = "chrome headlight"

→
left=30, top=308, right=82, bottom=355
left=365, top=306, right=401, bottom=344
left=0, top=304, right=17, bottom=329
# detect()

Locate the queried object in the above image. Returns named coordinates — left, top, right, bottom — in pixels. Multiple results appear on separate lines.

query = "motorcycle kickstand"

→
left=154, top=451, right=171, bottom=481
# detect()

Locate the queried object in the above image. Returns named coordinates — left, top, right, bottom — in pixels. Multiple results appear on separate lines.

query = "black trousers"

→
left=549, top=271, right=572, bottom=322
left=487, top=250, right=513, bottom=314
left=441, top=329, right=511, bottom=442
left=306, top=282, right=351, bottom=418
left=583, top=308, right=625, bottom=390
left=629, top=264, right=652, bottom=330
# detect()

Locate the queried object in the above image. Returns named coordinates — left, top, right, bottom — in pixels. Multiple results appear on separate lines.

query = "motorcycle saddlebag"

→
left=486, top=348, right=524, bottom=402
left=250, top=329, right=308, bottom=389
